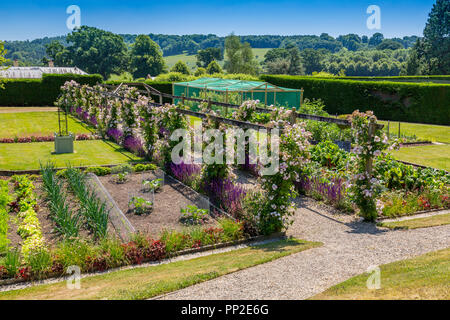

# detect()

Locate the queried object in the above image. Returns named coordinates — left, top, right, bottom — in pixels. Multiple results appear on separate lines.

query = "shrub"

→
left=111, top=164, right=133, bottom=174
left=179, top=205, right=209, bottom=225
left=218, top=218, right=244, bottom=241
left=128, top=196, right=153, bottom=215
left=84, top=166, right=112, bottom=176
left=133, top=163, right=157, bottom=172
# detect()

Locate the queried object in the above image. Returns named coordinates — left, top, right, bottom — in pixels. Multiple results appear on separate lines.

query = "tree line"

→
left=2, top=0, right=449, bottom=77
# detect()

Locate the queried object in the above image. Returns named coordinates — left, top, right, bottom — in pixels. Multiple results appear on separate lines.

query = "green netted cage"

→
left=173, top=78, right=303, bottom=109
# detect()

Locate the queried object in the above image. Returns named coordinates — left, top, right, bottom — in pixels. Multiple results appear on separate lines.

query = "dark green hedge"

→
left=261, top=75, right=450, bottom=125
left=0, top=74, right=103, bottom=106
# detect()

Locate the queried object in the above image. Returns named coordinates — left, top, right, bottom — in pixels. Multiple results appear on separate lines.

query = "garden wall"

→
left=0, top=74, right=103, bottom=106
left=260, top=75, right=450, bottom=125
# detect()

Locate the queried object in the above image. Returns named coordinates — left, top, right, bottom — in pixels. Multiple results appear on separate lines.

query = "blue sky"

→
left=0, top=0, right=435, bottom=41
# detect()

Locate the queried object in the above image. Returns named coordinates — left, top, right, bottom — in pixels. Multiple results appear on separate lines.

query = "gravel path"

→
left=157, top=197, right=450, bottom=300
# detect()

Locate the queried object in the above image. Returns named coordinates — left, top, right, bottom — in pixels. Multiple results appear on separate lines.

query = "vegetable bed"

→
left=98, top=172, right=218, bottom=238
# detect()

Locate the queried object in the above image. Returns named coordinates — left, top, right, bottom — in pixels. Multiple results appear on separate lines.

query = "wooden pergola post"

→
left=290, top=107, right=296, bottom=125
left=172, top=83, right=175, bottom=105
left=264, top=83, right=268, bottom=106
left=365, top=118, right=377, bottom=177
left=300, top=88, right=304, bottom=108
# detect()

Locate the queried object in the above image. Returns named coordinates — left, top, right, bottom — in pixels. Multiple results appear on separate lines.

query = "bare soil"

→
left=98, top=172, right=217, bottom=238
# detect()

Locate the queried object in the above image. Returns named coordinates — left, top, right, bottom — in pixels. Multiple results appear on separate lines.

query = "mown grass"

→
left=390, top=144, right=450, bottom=171
left=0, top=238, right=321, bottom=300
left=379, top=213, right=450, bottom=230
left=312, top=248, right=450, bottom=300
left=0, top=140, right=142, bottom=170
left=379, top=120, right=450, bottom=143
left=0, top=112, right=93, bottom=138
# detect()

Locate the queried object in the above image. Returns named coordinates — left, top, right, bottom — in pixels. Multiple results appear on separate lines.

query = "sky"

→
left=0, top=0, right=435, bottom=41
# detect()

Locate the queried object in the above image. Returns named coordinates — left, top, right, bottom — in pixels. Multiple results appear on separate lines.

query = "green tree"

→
left=171, top=60, right=190, bottom=75
left=45, top=41, right=70, bottom=66
left=196, top=48, right=223, bottom=67
left=130, top=35, right=166, bottom=78
left=0, top=41, right=8, bottom=89
left=369, top=33, right=384, bottom=47
left=206, top=60, right=222, bottom=74
left=0, top=41, right=7, bottom=68
left=377, top=39, right=404, bottom=50
left=264, top=45, right=304, bottom=75
left=194, top=67, right=206, bottom=76
left=224, top=34, right=259, bottom=75
left=300, top=48, right=325, bottom=74
left=51, top=26, right=129, bottom=78
left=409, top=0, right=450, bottom=74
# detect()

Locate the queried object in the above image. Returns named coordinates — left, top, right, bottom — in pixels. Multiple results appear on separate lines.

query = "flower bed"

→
left=0, top=134, right=97, bottom=144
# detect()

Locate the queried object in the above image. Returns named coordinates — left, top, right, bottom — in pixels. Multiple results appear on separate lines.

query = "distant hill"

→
left=3, top=33, right=419, bottom=66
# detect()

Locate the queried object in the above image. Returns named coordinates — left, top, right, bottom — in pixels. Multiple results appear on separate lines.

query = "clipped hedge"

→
left=0, top=74, right=103, bottom=106
left=261, top=75, right=450, bottom=125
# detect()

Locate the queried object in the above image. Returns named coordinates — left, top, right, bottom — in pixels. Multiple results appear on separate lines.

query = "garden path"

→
left=157, top=196, right=450, bottom=300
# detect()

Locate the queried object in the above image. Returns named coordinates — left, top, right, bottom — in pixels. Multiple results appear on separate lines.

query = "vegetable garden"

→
left=0, top=79, right=448, bottom=284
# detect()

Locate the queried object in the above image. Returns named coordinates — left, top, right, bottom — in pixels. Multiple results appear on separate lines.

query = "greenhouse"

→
left=173, top=78, right=303, bottom=108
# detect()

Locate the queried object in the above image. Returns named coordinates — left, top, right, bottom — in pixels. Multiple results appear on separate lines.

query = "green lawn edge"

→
left=311, top=248, right=450, bottom=300
left=378, top=213, right=450, bottom=230
left=0, top=140, right=142, bottom=171
left=0, top=238, right=321, bottom=300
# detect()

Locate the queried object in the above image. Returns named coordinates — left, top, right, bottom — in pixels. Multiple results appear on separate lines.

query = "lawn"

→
left=390, top=144, right=450, bottom=171
left=0, top=140, right=141, bottom=170
left=0, top=238, right=321, bottom=300
left=0, top=111, right=93, bottom=138
left=312, top=248, right=450, bottom=300
left=379, top=213, right=450, bottom=230
left=378, top=120, right=450, bottom=143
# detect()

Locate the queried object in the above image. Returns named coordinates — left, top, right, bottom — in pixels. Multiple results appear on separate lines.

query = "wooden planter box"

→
left=54, top=134, right=74, bottom=154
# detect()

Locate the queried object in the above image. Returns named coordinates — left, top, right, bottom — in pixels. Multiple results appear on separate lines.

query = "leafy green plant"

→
left=218, top=218, right=244, bottom=241
left=179, top=205, right=209, bottom=225
left=133, top=163, right=157, bottom=172
left=111, top=164, right=133, bottom=174
left=113, top=172, right=129, bottom=184
left=84, top=166, right=112, bottom=176
left=310, top=140, right=349, bottom=169
left=128, top=196, right=153, bottom=215
left=142, top=179, right=162, bottom=193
